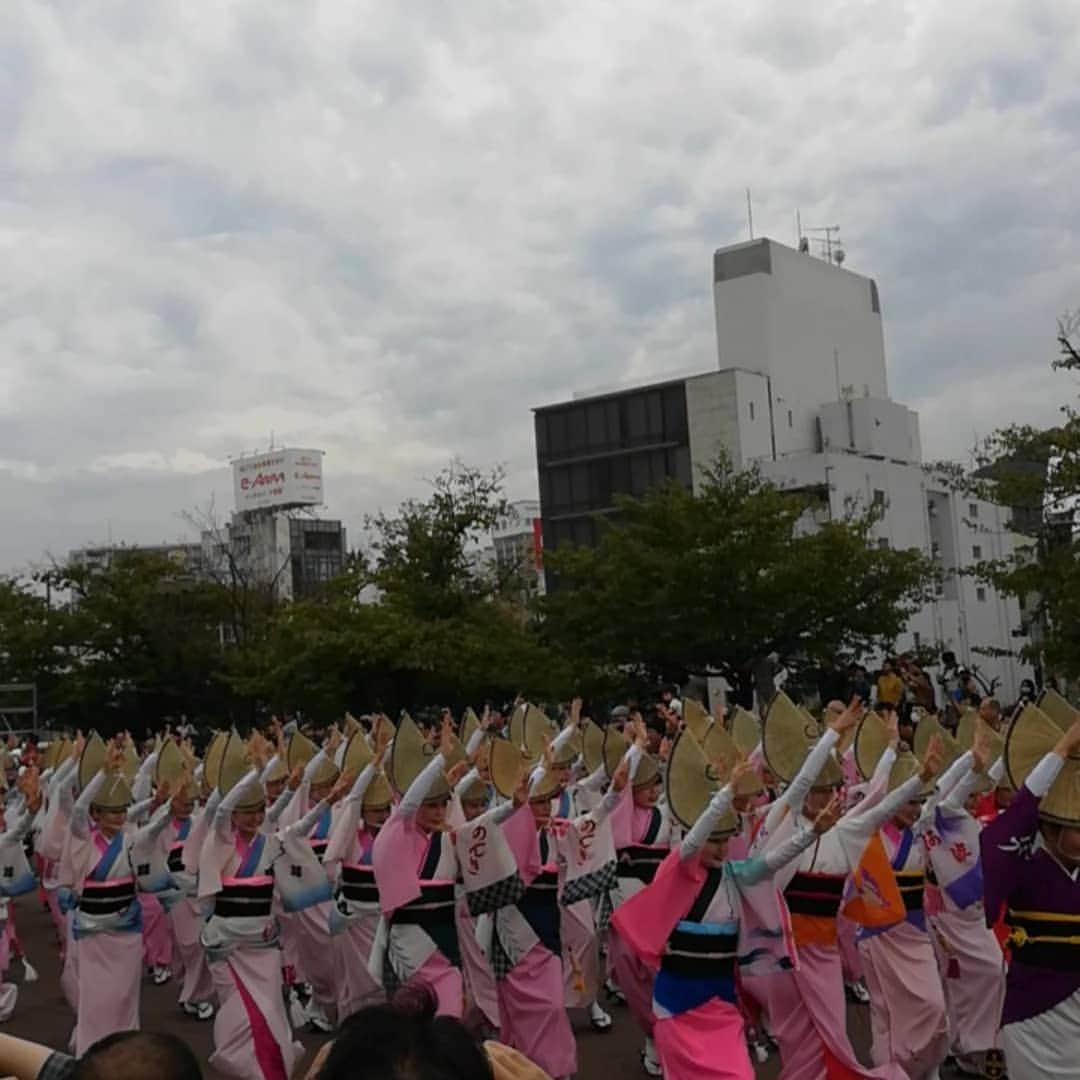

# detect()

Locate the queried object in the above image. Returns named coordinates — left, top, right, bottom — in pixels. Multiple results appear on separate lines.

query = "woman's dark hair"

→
left=318, top=985, right=493, bottom=1080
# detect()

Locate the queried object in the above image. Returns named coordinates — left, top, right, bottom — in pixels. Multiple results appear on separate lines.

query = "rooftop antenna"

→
left=746, top=188, right=754, bottom=240
left=802, top=224, right=845, bottom=265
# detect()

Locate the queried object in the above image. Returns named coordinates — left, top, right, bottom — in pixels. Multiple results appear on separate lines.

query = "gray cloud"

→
left=1, top=0, right=1078, bottom=570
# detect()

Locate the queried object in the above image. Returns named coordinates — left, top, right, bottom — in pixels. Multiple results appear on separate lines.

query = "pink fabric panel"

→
left=929, top=910, right=1005, bottom=1054
left=401, top=952, right=464, bottom=1018
left=653, top=996, right=754, bottom=1080
left=607, top=925, right=655, bottom=1035
left=498, top=942, right=576, bottom=1079
left=73, top=930, right=142, bottom=1056
left=859, top=923, right=949, bottom=1078
left=140, top=893, right=173, bottom=968
left=170, top=897, right=214, bottom=1005
left=208, top=946, right=301, bottom=1080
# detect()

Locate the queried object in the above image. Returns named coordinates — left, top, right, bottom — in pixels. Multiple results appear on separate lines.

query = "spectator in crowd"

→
left=1012, top=678, right=1036, bottom=713
left=0, top=1030, right=201, bottom=1080
left=847, top=663, right=872, bottom=703
left=307, top=986, right=551, bottom=1080
left=897, top=654, right=936, bottom=712
left=875, top=658, right=905, bottom=709
left=978, top=697, right=1005, bottom=732
left=817, top=656, right=850, bottom=709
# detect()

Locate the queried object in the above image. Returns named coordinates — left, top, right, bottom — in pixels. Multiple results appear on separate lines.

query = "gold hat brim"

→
left=342, top=731, right=374, bottom=776
left=913, top=713, right=962, bottom=771
left=489, top=736, right=529, bottom=800
left=888, top=750, right=931, bottom=798
left=729, top=707, right=760, bottom=757
left=459, top=707, right=482, bottom=750
left=955, top=709, right=1005, bottom=762
left=602, top=726, right=631, bottom=779
left=1036, top=689, right=1077, bottom=732
left=522, top=704, right=558, bottom=764
left=761, top=691, right=816, bottom=785
left=78, top=732, right=108, bottom=793
left=204, top=731, right=228, bottom=790
left=363, top=772, right=393, bottom=810
left=218, top=730, right=265, bottom=810
left=287, top=730, right=338, bottom=787
left=665, top=730, right=737, bottom=836
left=682, top=698, right=712, bottom=742
left=581, top=718, right=606, bottom=775
left=854, top=710, right=891, bottom=782
left=154, top=740, right=187, bottom=788
left=389, top=713, right=450, bottom=800
left=704, top=723, right=763, bottom=797
left=1006, top=703, right=1080, bottom=824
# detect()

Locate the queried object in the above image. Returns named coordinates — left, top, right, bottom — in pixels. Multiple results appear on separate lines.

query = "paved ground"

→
left=3, top=896, right=879, bottom=1078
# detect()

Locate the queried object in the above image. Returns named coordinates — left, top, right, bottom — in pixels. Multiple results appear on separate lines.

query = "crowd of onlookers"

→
left=0, top=987, right=547, bottom=1080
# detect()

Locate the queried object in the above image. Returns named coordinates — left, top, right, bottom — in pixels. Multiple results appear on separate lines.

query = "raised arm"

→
left=134, top=801, right=173, bottom=847
left=680, top=785, right=735, bottom=862
left=214, top=767, right=258, bottom=841
left=132, top=751, right=158, bottom=803
left=399, top=756, right=447, bottom=818
left=72, top=771, right=106, bottom=841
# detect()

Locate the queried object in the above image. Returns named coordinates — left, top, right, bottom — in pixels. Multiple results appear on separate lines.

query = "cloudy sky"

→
left=2, top=0, right=1078, bottom=572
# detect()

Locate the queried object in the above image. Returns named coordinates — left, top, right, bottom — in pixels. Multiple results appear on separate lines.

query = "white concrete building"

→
left=534, top=237, right=1031, bottom=701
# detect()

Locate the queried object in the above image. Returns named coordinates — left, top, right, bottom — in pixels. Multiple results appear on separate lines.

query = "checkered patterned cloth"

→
left=560, top=859, right=618, bottom=908
left=466, top=871, right=526, bottom=917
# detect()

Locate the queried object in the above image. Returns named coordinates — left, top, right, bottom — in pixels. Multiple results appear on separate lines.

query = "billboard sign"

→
left=232, top=448, right=324, bottom=512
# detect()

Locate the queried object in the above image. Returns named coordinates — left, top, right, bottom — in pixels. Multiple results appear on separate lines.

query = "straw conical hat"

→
left=706, top=721, right=763, bottom=798
left=728, top=706, right=760, bottom=757
left=1036, top=688, right=1077, bottom=731
left=1006, top=703, right=1080, bottom=825
left=287, top=730, right=339, bottom=787
left=682, top=698, right=712, bottom=742
left=913, top=713, right=962, bottom=772
left=389, top=713, right=454, bottom=801
left=489, top=736, right=530, bottom=800
left=763, top=691, right=842, bottom=789
left=78, top=732, right=133, bottom=810
left=887, top=750, right=933, bottom=798
left=509, top=703, right=529, bottom=755
left=121, top=738, right=139, bottom=783
left=204, top=731, right=227, bottom=790
left=154, top=739, right=187, bottom=789
left=854, top=710, right=892, bottom=782
left=339, top=728, right=393, bottom=809
left=581, top=719, right=607, bottom=775
left=956, top=709, right=1004, bottom=758
left=665, top=730, right=738, bottom=839
left=553, top=717, right=583, bottom=767
left=217, top=730, right=264, bottom=811
left=799, top=705, right=822, bottom=735
left=343, top=713, right=363, bottom=739
left=601, top=726, right=644, bottom=782
left=521, top=705, right=558, bottom=764
left=460, top=708, right=482, bottom=750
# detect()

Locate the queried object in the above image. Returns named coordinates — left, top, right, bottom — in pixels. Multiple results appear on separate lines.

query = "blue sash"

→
left=419, top=831, right=443, bottom=879
left=90, top=831, right=125, bottom=882
left=175, top=817, right=192, bottom=842
left=237, top=833, right=266, bottom=879
left=891, top=828, right=914, bottom=871
left=557, top=790, right=572, bottom=818
left=312, top=806, right=332, bottom=840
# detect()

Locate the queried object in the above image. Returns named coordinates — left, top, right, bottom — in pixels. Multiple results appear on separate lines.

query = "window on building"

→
left=913, top=631, right=921, bottom=649
left=749, top=401, right=755, bottom=421
left=877, top=538, right=889, bottom=550
left=787, top=409, right=793, bottom=428
left=873, top=489, right=886, bottom=506
left=968, top=502, right=979, bottom=519
left=976, top=586, right=987, bottom=602
left=972, top=544, right=982, bottom=560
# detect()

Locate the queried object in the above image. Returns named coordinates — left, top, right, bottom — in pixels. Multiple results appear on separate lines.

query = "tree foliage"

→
left=540, top=457, right=936, bottom=700
left=945, top=310, right=1080, bottom=679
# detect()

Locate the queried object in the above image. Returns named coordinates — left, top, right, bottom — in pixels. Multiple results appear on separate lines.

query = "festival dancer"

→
left=466, top=729, right=623, bottom=1080
left=605, top=719, right=674, bottom=1076
left=981, top=703, right=1080, bottom=1079
left=0, top=767, right=41, bottom=1021
left=371, top=712, right=472, bottom=1016
left=61, top=733, right=173, bottom=1055
left=611, top=725, right=844, bottom=1080
left=197, top=730, right=335, bottom=1079
left=913, top=714, right=1007, bottom=1076
left=853, top=713, right=950, bottom=1080
left=149, top=738, right=217, bottom=1021
left=324, top=720, right=394, bottom=1020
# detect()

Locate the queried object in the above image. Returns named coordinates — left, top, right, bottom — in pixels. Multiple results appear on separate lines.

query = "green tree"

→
left=37, top=552, right=238, bottom=731
left=944, top=310, right=1080, bottom=681
left=540, top=457, right=936, bottom=702
left=230, top=462, right=576, bottom=719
